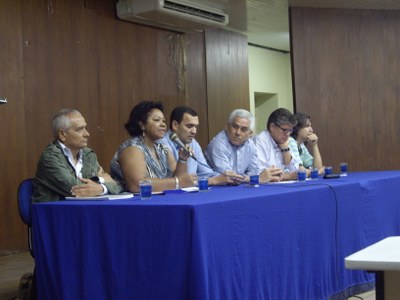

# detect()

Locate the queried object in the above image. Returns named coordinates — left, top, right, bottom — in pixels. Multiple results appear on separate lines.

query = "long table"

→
left=32, top=171, right=400, bottom=300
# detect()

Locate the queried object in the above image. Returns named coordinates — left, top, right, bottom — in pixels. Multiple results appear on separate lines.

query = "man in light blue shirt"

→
left=205, top=109, right=282, bottom=183
left=162, top=106, right=239, bottom=185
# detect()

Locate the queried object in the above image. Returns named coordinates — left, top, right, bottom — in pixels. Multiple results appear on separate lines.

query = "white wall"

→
left=248, top=45, right=293, bottom=134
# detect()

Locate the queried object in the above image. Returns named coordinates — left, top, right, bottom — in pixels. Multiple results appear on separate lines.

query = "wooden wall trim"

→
left=205, top=29, right=250, bottom=140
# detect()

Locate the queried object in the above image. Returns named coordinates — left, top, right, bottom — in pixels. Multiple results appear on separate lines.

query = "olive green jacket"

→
left=32, top=141, right=121, bottom=202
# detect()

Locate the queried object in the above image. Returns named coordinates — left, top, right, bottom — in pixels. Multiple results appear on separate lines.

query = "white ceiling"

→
left=194, top=0, right=400, bottom=52
left=246, top=0, right=290, bottom=51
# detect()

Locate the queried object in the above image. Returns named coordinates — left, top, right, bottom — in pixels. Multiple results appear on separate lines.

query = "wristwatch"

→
left=90, top=176, right=105, bottom=184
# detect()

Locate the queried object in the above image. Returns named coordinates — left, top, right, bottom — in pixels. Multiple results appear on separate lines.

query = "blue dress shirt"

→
left=205, top=130, right=259, bottom=175
left=161, top=130, right=216, bottom=177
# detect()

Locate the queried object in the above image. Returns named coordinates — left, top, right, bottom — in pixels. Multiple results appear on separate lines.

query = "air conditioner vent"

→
left=116, top=0, right=229, bottom=32
left=163, top=1, right=227, bottom=23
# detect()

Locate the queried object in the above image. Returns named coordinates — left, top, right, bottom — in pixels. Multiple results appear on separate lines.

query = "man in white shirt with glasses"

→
left=255, top=108, right=301, bottom=180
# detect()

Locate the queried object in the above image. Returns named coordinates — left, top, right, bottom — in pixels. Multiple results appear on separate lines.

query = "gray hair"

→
left=227, top=109, right=255, bottom=131
left=52, top=109, right=81, bottom=139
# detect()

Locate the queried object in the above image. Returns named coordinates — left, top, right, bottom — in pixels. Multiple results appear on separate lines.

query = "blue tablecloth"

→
left=32, top=171, right=400, bottom=300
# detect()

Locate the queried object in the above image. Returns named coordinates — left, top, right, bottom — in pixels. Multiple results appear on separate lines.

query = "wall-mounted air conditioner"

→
left=116, top=0, right=229, bottom=32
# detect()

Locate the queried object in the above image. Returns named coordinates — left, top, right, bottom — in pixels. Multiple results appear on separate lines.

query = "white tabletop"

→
left=345, top=236, right=400, bottom=271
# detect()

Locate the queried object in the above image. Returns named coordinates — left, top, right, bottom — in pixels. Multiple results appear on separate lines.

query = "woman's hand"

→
left=177, top=173, right=195, bottom=187
left=178, top=147, right=191, bottom=162
left=307, top=133, right=318, bottom=145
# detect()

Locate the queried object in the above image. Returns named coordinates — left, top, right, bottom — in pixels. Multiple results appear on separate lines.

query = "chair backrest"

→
left=18, top=178, right=33, bottom=226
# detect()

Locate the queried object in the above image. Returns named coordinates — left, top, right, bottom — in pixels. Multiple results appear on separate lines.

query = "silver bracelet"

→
left=174, top=176, right=180, bottom=189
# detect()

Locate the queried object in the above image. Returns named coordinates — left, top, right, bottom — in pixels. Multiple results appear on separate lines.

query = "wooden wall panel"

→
left=94, top=0, right=208, bottom=164
left=183, top=33, right=208, bottom=148
left=0, top=0, right=27, bottom=254
left=95, top=1, right=177, bottom=166
left=291, top=8, right=400, bottom=172
left=205, top=29, right=250, bottom=140
left=22, top=0, right=101, bottom=159
left=357, top=11, right=400, bottom=168
left=0, top=0, right=248, bottom=253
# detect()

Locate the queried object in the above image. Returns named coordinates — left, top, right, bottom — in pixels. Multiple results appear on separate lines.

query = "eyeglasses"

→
left=274, top=123, right=293, bottom=134
left=229, top=123, right=251, bottom=133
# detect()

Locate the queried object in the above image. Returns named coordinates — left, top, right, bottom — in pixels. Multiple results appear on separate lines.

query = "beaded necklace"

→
left=139, top=137, right=169, bottom=178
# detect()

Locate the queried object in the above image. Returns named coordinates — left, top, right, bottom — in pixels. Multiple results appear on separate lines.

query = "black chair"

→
left=17, top=178, right=34, bottom=257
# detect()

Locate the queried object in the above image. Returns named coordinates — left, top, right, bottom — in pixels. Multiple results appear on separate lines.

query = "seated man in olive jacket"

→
left=32, top=109, right=121, bottom=202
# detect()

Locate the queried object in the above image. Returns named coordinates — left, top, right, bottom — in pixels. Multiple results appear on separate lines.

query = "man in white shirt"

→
left=255, top=108, right=301, bottom=180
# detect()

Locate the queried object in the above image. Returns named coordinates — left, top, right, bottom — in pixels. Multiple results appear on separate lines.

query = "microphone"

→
left=169, top=132, right=232, bottom=178
left=170, top=132, right=197, bottom=160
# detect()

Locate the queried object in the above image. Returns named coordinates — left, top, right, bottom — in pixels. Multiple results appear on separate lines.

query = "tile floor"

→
left=0, top=252, right=35, bottom=300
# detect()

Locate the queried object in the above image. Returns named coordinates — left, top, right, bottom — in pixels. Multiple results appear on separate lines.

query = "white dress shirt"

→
left=58, top=141, right=107, bottom=194
left=254, top=130, right=301, bottom=173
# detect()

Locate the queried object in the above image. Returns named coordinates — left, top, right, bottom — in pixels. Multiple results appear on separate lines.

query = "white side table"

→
left=345, top=236, right=400, bottom=300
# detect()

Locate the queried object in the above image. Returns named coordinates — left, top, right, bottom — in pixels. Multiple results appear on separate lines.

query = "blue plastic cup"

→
left=297, top=169, right=306, bottom=181
left=324, top=166, right=333, bottom=176
left=310, top=169, right=319, bottom=179
left=340, top=162, right=348, bottom=176
left=250, top=174, right=260, bottom=187
left=198, top=177, right=209, bottom=192
left=139, top=180, right=152, bottom=199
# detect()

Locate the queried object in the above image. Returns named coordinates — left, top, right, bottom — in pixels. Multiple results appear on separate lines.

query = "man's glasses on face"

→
left=274, top=123, right=293, bottom=135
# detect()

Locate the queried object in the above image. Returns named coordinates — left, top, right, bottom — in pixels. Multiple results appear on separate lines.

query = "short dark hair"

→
left=169, top=106, right=198, bottom=128
left=291, top=113, right=311, bottom=140
left=266, top=108, right=297, bottom=131
left=125, top=101, right=164, bottom=137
